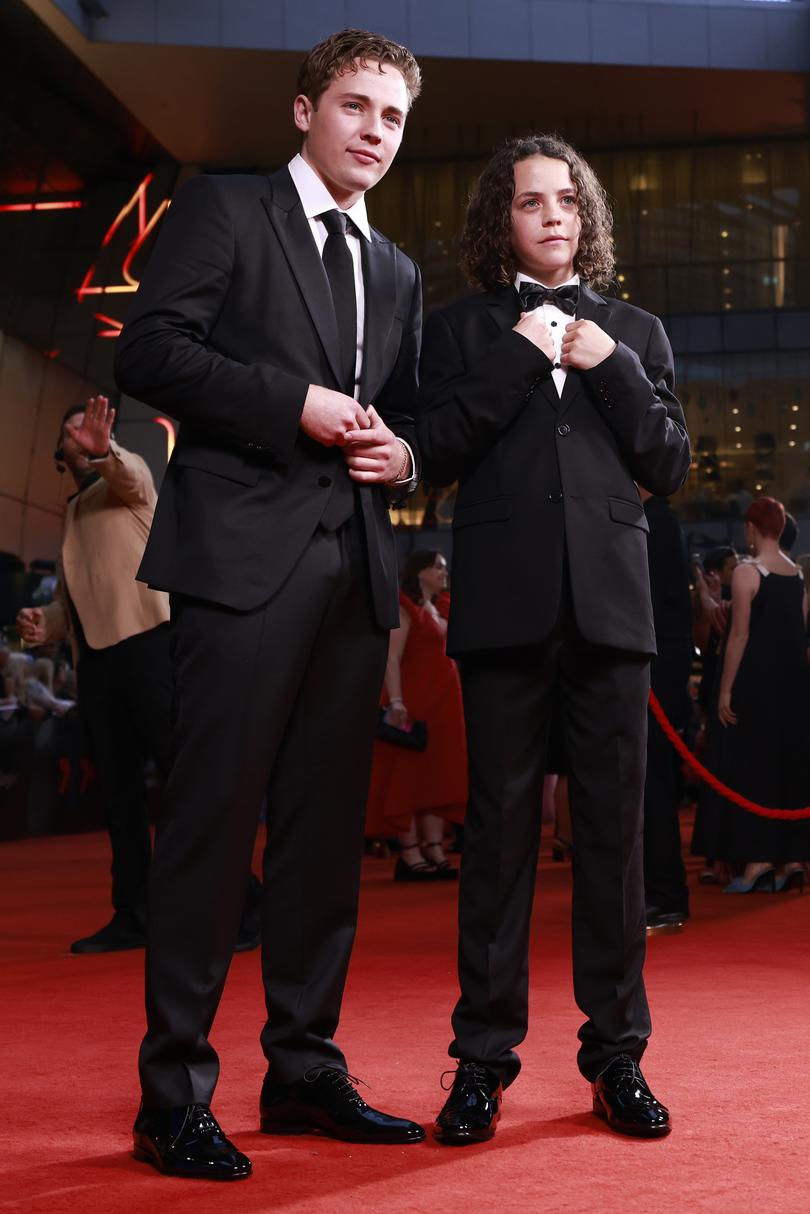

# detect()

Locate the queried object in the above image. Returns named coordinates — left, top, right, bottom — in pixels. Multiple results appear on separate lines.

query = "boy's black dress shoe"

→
left=133, top=1104, right=252, bottom=1180
left=70, top=914, right=146, bottom=954
left=591, top=1055, right=671, bottom=1137
left=645, top=904, right=689, bottom=932
left=260, top=1066, right=425, bottom=1144
left=433, top=1062, right=503, bottom=1145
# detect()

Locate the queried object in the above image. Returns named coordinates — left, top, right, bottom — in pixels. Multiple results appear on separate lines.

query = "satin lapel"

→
left=558, top=284, right=611, bottom=418
left=359, top=232, right=396, bottom=406
left=260, top=168, right=343, bottom=389
left=485, top=285, right=521, bottom=336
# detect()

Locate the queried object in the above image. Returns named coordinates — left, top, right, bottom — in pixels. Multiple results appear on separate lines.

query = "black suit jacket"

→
left=114, top=169, right=421, bottom=629
left=416, top=284, right=691, bottom=656
left=643, top=496, right=692, bottom=643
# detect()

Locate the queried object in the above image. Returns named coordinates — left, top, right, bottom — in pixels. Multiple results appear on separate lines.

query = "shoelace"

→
left=304, top=1066, right=369, bottom=1108
left=603, top=1059, right=652, bottom=1100
left=173, top=1104, right=224, bottom=1148
left=440, top=1063, right=493, bottom=1094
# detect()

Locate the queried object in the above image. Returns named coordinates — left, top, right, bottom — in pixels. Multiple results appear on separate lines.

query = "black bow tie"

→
left=518, top=282, right=579, bottom=316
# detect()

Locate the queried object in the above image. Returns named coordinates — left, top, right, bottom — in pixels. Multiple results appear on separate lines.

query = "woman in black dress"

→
left=692, top=497, right=810, bottom=892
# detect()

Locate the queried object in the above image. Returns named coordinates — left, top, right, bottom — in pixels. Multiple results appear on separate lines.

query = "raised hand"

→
left=16, top=607, right=47, bottom=647
left=560, top=319, right=616, bottom=370
left=300, top=384, right=370, bottom=447
left=342, top=406, right=407, bottom=484
left=70, top=395, right=115, bottom=458
left=513, top=311, right=555, bottom=362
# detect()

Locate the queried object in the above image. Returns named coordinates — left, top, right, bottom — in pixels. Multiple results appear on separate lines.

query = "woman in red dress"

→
left=366, top=550, right=468, bottom=881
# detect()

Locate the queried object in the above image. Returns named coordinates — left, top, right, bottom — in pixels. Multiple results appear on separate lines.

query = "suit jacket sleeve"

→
left=375, top=263, right=422, bottom=501
left=582, top=316, right=690, bottom=497
left=114, top=175, right=308, bottom=464
left=417, top=308, right=553, bottom=486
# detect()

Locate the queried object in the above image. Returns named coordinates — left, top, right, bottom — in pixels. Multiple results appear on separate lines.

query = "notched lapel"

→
left=360, top=233, right=396, bottom=405
left=559, top=284, right=611, bottom=417
left=261, top=170, right=343, bottom=388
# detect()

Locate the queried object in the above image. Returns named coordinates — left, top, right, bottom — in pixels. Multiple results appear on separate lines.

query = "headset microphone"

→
left=53, top=446, right=66, bottom=473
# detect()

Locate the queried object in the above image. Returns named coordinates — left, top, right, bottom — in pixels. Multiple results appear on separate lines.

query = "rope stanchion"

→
left=648, top=690, right=810, bottom=821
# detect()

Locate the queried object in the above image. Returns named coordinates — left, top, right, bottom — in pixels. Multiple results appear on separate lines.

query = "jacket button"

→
left=548, top=491, right=563, bottom=504
left=557, top=423, right=571, bottom=437
left=318, top=475, right=331, bottom=488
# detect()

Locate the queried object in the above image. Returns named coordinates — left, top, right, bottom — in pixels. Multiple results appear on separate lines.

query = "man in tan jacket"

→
left=17, top=396, right=172, bottom=953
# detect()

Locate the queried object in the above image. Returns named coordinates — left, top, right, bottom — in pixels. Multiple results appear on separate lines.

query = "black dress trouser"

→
left=451, top=591, right=652, bottom=1085
left=643, top=638, right=693, bottom=913
left=139, top=517, right=388, bottom=1109
left=77, top=624, right=172, bottom=925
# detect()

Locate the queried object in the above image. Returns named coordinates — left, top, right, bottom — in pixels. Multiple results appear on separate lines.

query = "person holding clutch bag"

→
left=366, top=550, right=467, bottom=880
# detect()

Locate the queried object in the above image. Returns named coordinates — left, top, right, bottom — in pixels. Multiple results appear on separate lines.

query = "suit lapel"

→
left=261, top=167, right=343, bottom=388
left=485, top=285, right=520, bottom=335
left=558, top=284, right=611, bottom=418
left=359, top=231, right=396, bottom=405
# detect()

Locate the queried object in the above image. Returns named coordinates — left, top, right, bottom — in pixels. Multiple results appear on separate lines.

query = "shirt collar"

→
left=288, top=152, right=371, bottom=241
left=514, top=271, right=580, bottom=291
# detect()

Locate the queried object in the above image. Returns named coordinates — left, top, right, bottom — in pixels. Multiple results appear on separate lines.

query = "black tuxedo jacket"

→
left=115, top=169, right=421, bottom=629
left=416, top=284, right=691, bottom=656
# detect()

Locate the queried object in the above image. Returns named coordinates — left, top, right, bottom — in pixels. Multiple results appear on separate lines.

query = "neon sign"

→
left=153, top=417, right=176, bottom=460
left=0, top=200, right=83, bottom=212
left=76, top=173, right=170, bottom=337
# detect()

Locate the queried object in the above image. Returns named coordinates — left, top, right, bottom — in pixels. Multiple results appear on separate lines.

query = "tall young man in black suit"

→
left=115, top=30, right=425, bottom=1180
left=417, top=136, right=691, bottom=1143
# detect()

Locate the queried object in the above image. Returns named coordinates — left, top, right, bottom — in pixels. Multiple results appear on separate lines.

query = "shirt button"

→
left=554, top=362, right=561, bottom=369
left=318, top=475, right=332, bottom=488
left=548, top=491, right=563, bottom=504
left=557, top=423, right=571, bottom=437
left=550, top=321, right=558, bottom=328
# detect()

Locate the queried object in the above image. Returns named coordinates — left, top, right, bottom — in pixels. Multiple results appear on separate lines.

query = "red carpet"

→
left=2, top=827, right=810, bottom=1213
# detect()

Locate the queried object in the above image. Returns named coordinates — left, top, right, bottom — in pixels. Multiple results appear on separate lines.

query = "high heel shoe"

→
left=551, top=836, right=573, bottom=863
left=420, top=841, right=459, bottom=881
left=723, top=866, right=776, bottom=894
left=774, top=865, right=805, bottom=894
left=394, top=846, right=439, bottom=883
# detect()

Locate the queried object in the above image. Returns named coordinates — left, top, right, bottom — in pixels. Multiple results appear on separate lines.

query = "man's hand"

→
left=561, top=320, right=616, bottom=369
left=16, top=608, right=47, bottom=647
left=342, top=406, right=407, bottom=484
left=300, top=384, right=370, bottom=447
left=70, top=395, right=115, bottom=458
left=513, top=312, right=555, bottom=362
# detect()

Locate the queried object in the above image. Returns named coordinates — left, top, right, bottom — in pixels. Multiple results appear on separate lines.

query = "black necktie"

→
left=518, top=282, right=579, bottom=316
left=320, top=209, right=358, bottom=395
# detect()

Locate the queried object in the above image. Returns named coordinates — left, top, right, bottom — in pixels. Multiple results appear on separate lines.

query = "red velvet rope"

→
left=648, top=690, right=810, bottom=820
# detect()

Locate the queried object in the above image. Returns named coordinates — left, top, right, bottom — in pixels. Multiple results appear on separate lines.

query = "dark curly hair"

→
left=460, top=134, right=615, bottom=292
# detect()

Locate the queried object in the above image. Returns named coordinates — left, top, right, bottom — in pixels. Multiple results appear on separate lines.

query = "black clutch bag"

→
left=376, top=708, right=428, bottom=752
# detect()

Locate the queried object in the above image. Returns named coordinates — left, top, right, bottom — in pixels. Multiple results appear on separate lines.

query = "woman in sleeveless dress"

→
left=692, top=497, right=810, bottom=892
left=365, top=550, right=468, bottom=881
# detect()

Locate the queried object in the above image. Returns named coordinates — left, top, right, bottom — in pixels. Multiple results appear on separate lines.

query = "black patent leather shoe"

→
left=591, top=1055, right=671, bottom=1137
left=133, top=1104, right=252, bottom=1180
left=260, top=1066, right=425, bottom=1144
left=70, top=914, right=146, bottom=954
left=646, top=905, right=689, bottom=933
left=434, top=1062, right=503, bottom=1145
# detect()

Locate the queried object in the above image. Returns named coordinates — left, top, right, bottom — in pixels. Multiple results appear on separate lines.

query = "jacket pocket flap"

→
left=608, top=496, right=649, bottom=531
left=173, top=444, right=261, bottom=487
left=453, top=496, right=513, bottom=528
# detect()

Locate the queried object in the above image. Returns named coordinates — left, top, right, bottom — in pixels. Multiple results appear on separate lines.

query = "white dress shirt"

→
left=287, top=153, right=413, bottom=483
left=515, top=271, right=580, bottom=399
